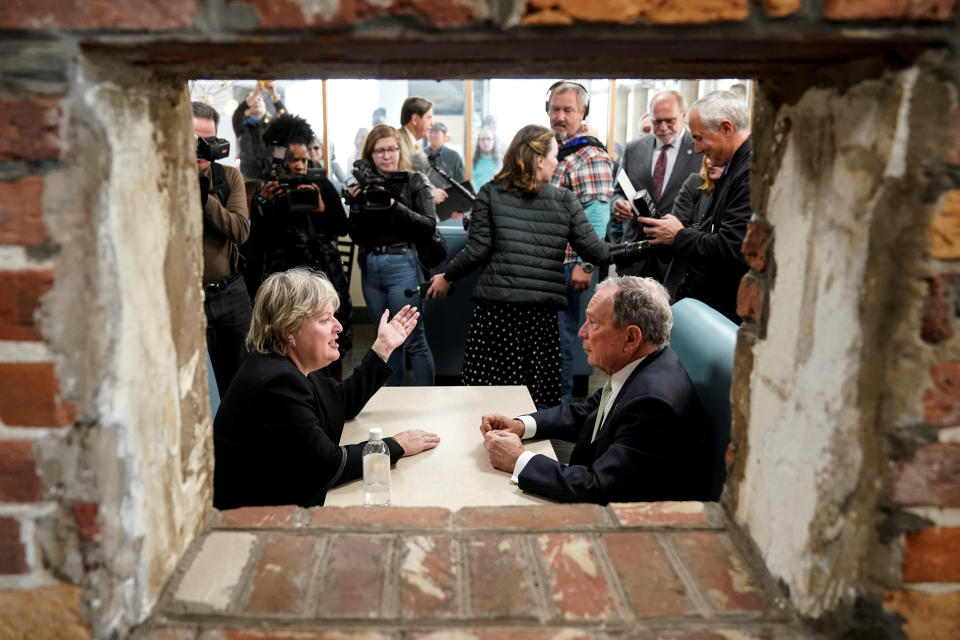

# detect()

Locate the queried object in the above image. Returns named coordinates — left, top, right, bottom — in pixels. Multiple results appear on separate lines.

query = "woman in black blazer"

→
left=213, top=267, right=439, bottom=509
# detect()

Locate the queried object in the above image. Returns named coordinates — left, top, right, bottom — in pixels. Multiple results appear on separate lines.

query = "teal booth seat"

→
left=207, top=350, right=221, bottom=416
left=669, top=298, right=738, bottom=501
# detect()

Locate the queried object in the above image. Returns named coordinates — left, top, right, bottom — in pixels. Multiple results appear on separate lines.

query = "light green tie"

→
left=590, top=379, right=613, bottom=443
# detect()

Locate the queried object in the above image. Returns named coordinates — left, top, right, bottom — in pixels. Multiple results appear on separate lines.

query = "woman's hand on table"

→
left=371, top=305, right=420, bottom=359
left=479, top=413, right=524, bottom=437
left=392, top=429, right=440, bottom=457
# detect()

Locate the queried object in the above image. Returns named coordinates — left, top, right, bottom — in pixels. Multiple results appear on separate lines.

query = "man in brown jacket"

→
left=193, top=101, right=251, bottom=395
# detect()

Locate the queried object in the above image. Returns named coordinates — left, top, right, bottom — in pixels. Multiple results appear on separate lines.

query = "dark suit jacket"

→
left=213, top=350, right=403, bottom=509
left=613, top=131, right=703, bottom=277
left=518, top=347, right=711, bottom=504
left=671, top=137, right=752, bottom=323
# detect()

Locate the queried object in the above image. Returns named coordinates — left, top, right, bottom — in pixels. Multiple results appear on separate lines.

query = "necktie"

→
left=652, top=144, right=670, bottom=199
left=590, top=379, right=613, bottom=443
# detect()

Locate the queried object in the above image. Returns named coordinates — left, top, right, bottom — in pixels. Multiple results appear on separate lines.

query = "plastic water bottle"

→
left=362, top=427, right=391, bottom=506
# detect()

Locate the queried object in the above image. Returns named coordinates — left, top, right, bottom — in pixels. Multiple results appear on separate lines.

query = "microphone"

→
left=404, top=281, right=455, bottom=297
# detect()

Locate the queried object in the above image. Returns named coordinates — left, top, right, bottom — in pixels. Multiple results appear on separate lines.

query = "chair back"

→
left=669, top=298, right=738, bottom=500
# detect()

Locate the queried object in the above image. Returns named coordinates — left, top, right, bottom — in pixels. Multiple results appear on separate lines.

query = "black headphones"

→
left=545, top=80, right=590, bottom=119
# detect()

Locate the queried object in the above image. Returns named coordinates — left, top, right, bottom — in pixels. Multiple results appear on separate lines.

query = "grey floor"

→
left=343, top=318, right=603, bottom=464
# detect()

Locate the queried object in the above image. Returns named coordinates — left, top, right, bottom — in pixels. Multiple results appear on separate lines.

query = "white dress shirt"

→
left=510, top=356, right=647, bottom=483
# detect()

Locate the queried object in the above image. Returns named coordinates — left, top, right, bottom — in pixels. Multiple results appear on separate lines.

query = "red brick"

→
left=0, top=99, right=63, bottom=162
left=892, top=442, right=960, bottom=507
left=309, top=506, right=450, bottom=529
left=398, top=534, right=458, bottom=618
left=0, top=516, right=27, bottom=574
left=736, top=272, right=764, bottom=325
left=316, top=534, right=390, bottom=618
left=548, top=0, right=642, bottom=23
left=622, top=630, right=791, bottom=639
left=411, top=631, right=597, bottom=640
left=72, top=502, right=99, bottom=541
left=537, top=533, right=617, bottom=620
left=672, top=531, right=770, bottom=614
left=928, top=189, right=960, bottom=259
left=219, top=505, right=298, bottom=528
left=824, top=0, right=954, bottom=20
left=0, top=0, right=196, bottom=29
left=0, top=584, right=89, bottom=639
left=921, top=277, right=960, bottom=344
left=245, top=534, right=317, bottom=614
left=640, top=0, right=750, bottom=24
left=603, top=532, right=693, bottom=616
left=762, top=0, right=801, bottom=17
left=234, top=0, right=479, bottom=29
left=904, top=527, right=960, bottom=583
left=522, top=9, right=575, bottom=25
left=884, top=590, right=960, bottom=640
left=466, top=535, right=538, bottom=618
left=741, top=219, right=772, bottom=273
left=131, top=628, right=197, bottom=640
left=457, top=504, right=605, bottom=530
left=0, top=270, right=54, bottom=342
left=0, top=362, right=75, bottom=427
left=203, top=632, right=392, bottom=640
left=0, top=176, right=48, bottom=246
left=609, top=502, right=712, bottom=527
left=0, top=440, right=44, bottom=502
left=923, top=363, right=960, bottom=426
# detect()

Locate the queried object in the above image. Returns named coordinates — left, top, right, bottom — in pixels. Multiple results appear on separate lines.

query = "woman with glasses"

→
left=471, top=125, right=501, bottom=190
left=426, top=124, right=611, bottom=408
left=347, top=124, right=438, bottom=386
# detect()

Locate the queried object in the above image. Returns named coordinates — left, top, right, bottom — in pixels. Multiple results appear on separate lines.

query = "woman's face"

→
left=288, top=309, right=342, bottom=375
left=478, top=129, right=495, bottom=155
left=535, top=137, right=559, bottom=183
left=706, top=158, right=725, bottom=181
left=371, top=135, right=400, bottom=173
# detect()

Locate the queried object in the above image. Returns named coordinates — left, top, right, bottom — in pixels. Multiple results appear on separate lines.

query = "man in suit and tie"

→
left=638, top=90, right=752, bottom=323
left=399, top=96, right=447, bottom=204
left=612, top=90, right=703, bottom=279
left=480, top=276, right=711, bottom=504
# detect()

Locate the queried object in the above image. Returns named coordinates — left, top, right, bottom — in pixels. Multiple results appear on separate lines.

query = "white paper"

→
left=616, top=169, right=642, bottom=218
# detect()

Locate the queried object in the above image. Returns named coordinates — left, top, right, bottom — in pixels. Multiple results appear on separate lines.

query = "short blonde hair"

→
left=246, top=268, right=340, bottom=356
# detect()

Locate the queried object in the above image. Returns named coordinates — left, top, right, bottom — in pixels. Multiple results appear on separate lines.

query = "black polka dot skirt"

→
left=461, top=300, right=561, bottom=408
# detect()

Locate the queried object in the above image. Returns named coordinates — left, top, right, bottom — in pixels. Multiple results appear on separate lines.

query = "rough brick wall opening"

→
left=1, top=3, right=959, bottom=637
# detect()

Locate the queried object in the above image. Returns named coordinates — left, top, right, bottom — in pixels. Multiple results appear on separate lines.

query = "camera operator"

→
left=247, top=114, right=354, bottom=377
left=346, top=124, right=437, bottom=387
left=192, top=101, right=251, bottom=396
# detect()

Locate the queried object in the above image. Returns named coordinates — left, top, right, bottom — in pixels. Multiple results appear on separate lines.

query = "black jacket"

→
left=443, top=181, right=611, bottom=310
left=519, top=347, right=711, bottom=504
left=671, top=137, right=752, bottom=323
left=349, top=170, right=437, bottom=250
left=213, top=350, right=404, bottom=509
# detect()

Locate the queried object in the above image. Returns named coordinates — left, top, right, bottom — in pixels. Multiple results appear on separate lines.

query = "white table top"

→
left=326, top=386, right=557, bottom=508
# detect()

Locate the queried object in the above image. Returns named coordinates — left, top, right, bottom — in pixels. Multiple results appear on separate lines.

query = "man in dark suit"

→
left=481, top=276, right=711, bottom=504
left=638, top=90, right=752, bottom=323
left=612, top=90, right=703, bottom=279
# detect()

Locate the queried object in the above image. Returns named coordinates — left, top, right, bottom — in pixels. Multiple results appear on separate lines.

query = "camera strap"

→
left=557, top=135, right=606, bottom=162
left=210, top=163, right=231, bottom=207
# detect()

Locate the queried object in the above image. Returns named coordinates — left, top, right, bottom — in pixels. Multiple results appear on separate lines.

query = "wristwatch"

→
left=579, top=263, right=594, bottom=274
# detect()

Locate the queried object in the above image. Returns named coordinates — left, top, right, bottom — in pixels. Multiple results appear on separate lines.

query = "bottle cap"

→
left=368, top=427, right=383, bottom=440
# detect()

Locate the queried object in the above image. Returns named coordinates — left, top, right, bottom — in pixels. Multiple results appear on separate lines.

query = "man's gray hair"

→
left=649, top=89, right=686, bottom=113
left=597, top=276, right=673, bottom=349
left=688, top=90, right=750, bottom=132
left=550, top=81, right=588, bottom=112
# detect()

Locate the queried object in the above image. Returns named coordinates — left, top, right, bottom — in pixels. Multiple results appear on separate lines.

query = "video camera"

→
left=197, top=136, right=230, bottom=162
left=267, top=163, right=321, bottom=214
left=344, top=159, right=407, bottom=211
left=609, top=240, right=651, bottom=267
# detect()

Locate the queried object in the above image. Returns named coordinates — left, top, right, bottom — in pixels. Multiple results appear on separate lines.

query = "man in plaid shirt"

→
left=547, top=81, right=614, bottom=405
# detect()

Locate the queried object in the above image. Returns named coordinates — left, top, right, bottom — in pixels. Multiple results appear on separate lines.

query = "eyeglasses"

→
left=310, top=145, right=321, bottom=151
left=653, top=117, right=678, bottom=126
left=372, top=147, right=400, bottom=156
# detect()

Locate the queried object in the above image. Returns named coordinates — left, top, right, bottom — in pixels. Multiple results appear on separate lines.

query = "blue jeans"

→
left=360, top=250, right=435, bottom=386
left=558, top=262, right=597, bottom=404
